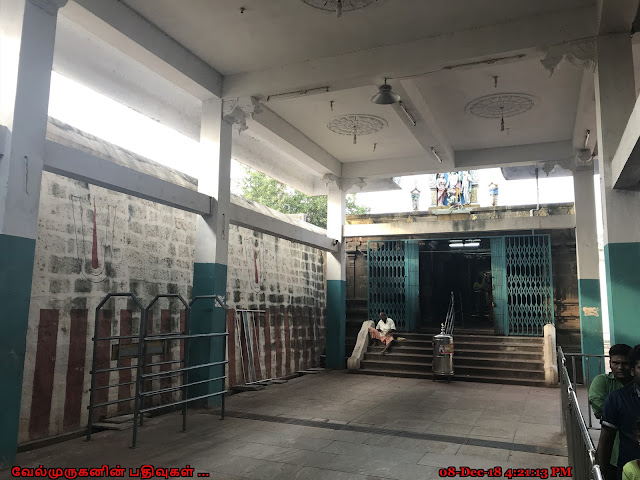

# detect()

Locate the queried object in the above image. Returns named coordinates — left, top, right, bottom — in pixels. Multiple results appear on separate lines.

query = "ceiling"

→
left=266, top=86, right=424, bottom=162
left=61, top=0, right=640, bottom=189
left=414, top=57, right=583, bottom=150
left=121, top=0, right=594, bottom=75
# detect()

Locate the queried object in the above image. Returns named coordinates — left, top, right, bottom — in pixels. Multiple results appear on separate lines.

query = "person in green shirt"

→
left=590, top=344, right=633, bottom=480
left=622, top=420, right=640, bottom=480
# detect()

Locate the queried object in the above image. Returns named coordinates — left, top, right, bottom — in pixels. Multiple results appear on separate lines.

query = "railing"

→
left=442, top=291, right=455, bottom=335
left=558, top=347, right=604, bottom=480
left=87, top=292, right=227, bottom=448
left=563, top=352, right=609, bottom=429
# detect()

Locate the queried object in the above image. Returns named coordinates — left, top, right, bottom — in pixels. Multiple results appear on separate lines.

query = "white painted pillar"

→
left=594, top=34, right=640, bottom=347
left=326, top=184, right=346, bottom=368
left=189, top=97, right=232, bottom=406
left=573, top=167, right=603, bottom=380
left=0, top=0, right=66, bottom=467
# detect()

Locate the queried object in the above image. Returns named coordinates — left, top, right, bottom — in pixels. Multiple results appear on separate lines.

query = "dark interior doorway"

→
left=418, top=238, right=492, bottom=331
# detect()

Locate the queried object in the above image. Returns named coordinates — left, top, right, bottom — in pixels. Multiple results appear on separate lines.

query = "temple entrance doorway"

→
left=418, top=238, right=492, bottom=332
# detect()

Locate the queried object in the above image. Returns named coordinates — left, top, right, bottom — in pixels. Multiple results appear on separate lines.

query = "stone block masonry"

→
left=19, top=172, right=196, bottom=443
left=18, top=150, right=327, bottom=444
left=226, top=226, right=326, bottom=384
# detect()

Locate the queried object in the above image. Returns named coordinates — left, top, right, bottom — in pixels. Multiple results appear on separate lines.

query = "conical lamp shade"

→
left=371, top=84, right=400, bottom=105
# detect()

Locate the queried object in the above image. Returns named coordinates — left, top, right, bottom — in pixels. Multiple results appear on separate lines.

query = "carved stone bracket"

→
left=322, top=174, right=367, bottom=192
left=29, top=0, right=68, bottom=14
left=223, top=97, right=262, bottom=133
left=540, top=39, right=596, bottom=76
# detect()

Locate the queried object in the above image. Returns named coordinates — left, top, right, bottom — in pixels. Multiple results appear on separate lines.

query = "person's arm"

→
left=597, top=425, right=616, bottom=471
left=588, top=375, right=606, bottom=418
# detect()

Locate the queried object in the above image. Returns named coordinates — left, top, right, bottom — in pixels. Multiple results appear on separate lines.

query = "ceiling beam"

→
left=455, top=141, right=574, bottom=170
left=391, top=80, right=455, bottom=168
left=611, top=89, right=640, bottom=190
left=597, top=0, right=639, bottom=34
left=247, top=105, right=341, bottom=176
left=342, top=141, right=574, bottom=178
left=44, top=140, right=212, bottom=215
left=222, top=6, right=596, bottom=99
left=62, top=0, right=222, bottom=100
left=228, top=202, right=338, bottom=253
left=341, top=155, right=438, bottom=179
left=232, top=130, right=320, bottom=196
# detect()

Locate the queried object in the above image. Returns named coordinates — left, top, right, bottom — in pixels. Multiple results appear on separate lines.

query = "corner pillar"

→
left=594, top=34, right=640, bottom=347
left=189, top=97, right=232, bottom=406
left=325, top=185, right=346, bottom=369
left=0, top=0, right=66, bottom=467
left=572, top=167, right=604, bottom=381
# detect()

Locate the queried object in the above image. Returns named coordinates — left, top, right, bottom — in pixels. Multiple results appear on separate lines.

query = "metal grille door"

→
left=368, top=240, right=408, bottom=331
left=505, top=235, right=554, bottom=336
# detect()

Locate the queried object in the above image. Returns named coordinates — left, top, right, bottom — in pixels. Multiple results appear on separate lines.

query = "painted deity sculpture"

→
left=436, top=173, right=448, bottom=206
left=411, top=187, right=420, bottom=211
left=431, top=170, right=477, bottom=207
left=489, top=181, right=499, bottom=206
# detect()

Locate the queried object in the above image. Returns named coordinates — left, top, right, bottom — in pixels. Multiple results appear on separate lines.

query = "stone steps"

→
left=351, top=330, right=548, bottom=387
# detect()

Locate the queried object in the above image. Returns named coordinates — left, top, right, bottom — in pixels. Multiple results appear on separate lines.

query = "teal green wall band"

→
left=326, top=280, right=346, bottom=369
left=578, top=278, right=604, bottom=383
left=189, top=262, right=227, bottom=407
left=0, top=234, right=37, bottom=468
left=604, top=243, right=640, bottom=347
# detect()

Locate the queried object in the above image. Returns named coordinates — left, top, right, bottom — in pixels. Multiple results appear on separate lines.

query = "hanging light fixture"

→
left=371, top=79, right=400, bottom=105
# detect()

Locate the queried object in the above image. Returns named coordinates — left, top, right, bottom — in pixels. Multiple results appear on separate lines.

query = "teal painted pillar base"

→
left=604, top=243, right=640, bottom=347
left=0, top=234, right=36, bottom=468
left=578, top=278, right=604, bottom=384
left=189, top=262, right=227, bottom=408
left=326, top=280, right=346, bottom=369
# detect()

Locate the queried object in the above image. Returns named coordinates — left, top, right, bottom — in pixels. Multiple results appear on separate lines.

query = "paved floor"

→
left=6, top=371, right=568, bottom=479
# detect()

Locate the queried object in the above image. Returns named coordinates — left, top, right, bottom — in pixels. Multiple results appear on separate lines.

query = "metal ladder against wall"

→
left=86, top=292, right=228, bottom=448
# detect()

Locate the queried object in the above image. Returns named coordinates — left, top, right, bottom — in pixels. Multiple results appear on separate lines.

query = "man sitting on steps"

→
left=368, top=312, right=396, bottom=355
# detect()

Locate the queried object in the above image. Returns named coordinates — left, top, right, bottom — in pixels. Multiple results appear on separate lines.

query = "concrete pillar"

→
left=0, top=0, right=66, bottom=467
left=189, top=97, right=231, bottom=406
left=325, top=186, right=346, bottom=368
left=573, top=167, right=604, bottom=381
left=594, top=34, right=640, bottom=347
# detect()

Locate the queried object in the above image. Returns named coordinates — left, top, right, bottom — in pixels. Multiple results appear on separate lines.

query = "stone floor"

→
left=6, top=371, right=569, bottom=480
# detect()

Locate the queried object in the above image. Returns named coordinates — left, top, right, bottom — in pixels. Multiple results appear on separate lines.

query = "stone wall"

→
left=19, top=171, right=196, bottom=444
left=18, top=121, right=327, bottom=444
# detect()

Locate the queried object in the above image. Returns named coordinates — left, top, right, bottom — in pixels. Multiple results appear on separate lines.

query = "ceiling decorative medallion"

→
left=466, top=93, right=535, bottom=119
left=301, top=0, right=378, bottom=14
left=327, top=114, right=387, bottom=144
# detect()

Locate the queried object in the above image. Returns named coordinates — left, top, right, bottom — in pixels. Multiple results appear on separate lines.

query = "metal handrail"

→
left=563, top=352, right=609, bottom=429
left=442, top=291, right=455, bottom=335
left=558, top=347, right=604, bottom=480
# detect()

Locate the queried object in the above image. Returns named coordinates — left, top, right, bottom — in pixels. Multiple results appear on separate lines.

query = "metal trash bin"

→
left=433, top=325, right=454, bottom=382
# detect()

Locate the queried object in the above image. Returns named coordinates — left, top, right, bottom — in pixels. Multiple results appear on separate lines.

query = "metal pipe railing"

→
left=558, top=347, right=604, bottom=480
left=86, top=292, right=228, bottom=449
left=87, top=293, right=145, bottom=441
left=563, top=352, right=609, bottom=429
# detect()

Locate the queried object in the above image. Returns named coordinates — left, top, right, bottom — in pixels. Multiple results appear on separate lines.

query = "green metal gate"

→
left=367, top=240, right=418, bottom=332
left=492, top=235, right=554, bottom=336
